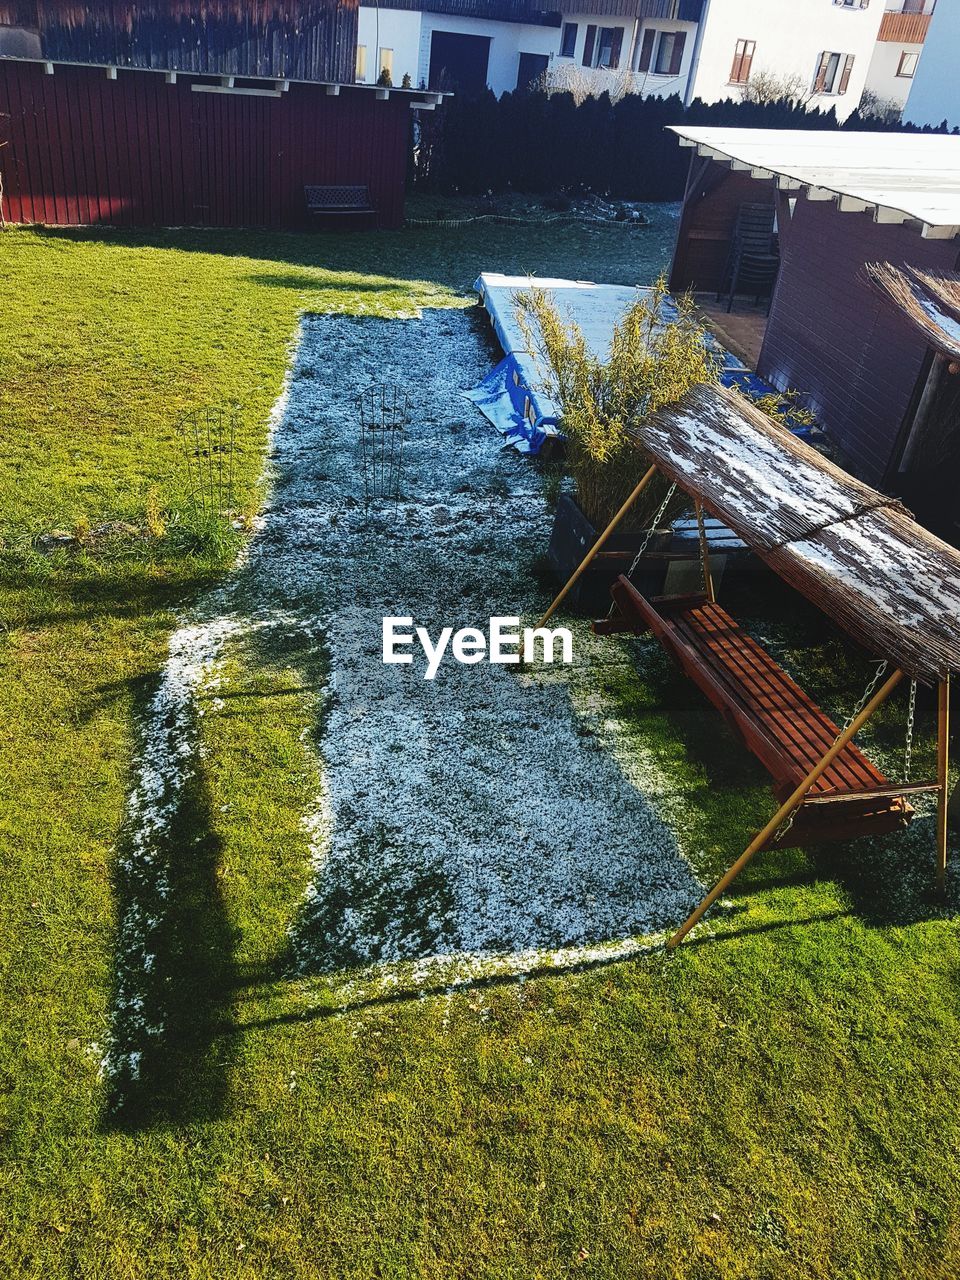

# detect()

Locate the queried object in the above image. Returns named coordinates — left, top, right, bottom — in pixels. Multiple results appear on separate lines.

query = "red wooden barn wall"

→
left=0, top=60, right=410, bottom=229
left=758, top=198, right=960, bottom=488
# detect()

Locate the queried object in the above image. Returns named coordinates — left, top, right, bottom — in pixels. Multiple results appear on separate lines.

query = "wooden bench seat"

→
left=602, top=576, right=926, bottom=849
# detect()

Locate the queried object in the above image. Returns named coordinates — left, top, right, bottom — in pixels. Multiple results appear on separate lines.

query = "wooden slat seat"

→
left=602, top=576, right=916, bottom=848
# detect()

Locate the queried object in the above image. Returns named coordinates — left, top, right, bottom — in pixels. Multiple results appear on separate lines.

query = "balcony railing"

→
left=878, top=11, right=931, bottom=42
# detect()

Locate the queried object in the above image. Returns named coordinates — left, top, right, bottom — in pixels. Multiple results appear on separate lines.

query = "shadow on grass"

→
left=103, top=673, right=237, bottom=1133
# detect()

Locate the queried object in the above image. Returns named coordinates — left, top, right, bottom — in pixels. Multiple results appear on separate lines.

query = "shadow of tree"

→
left=103, top=672, right=237, bottom=1132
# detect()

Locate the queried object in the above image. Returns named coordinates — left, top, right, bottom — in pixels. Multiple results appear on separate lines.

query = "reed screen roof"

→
left=867, top=263, right=960, bottom=362
left=635, top=383, right=960, bottom=683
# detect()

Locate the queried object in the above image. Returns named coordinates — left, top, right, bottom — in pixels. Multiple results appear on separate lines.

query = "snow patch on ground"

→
left=109, top=308, right=704, bottom=1062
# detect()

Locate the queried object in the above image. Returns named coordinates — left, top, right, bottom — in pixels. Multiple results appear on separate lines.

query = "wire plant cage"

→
left=357, top=384, right=410, bottom=513
left=176, top=406, right=240, bottom=517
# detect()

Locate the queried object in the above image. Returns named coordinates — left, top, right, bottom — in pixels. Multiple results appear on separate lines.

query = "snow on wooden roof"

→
left=635, top=383, right=960, bottom=683
left=669, top=127, right=960, bottom=239
left=867, top=263, right=960, bottom=361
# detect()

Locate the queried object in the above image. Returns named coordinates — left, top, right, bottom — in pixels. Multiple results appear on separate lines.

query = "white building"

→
left=356, top=0, right=907, bottom=121
left=863, top=0, right=935, bottom=116
left=904, top=0, right=960, bottom=126
left=681, top=0, right=886, bottom=120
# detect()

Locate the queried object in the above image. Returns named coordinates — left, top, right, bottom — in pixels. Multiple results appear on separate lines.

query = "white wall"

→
left=905, top=0, right=960, bottom=126
left=357, top=7, right=422, bottom=86
left=418, top=13, right=560, bottom=96
left=864, top=37, right=923, bottom=111
left=552, top=14, right=636, bottom=75
left=632, top=18, right=699, bottom=100
left=688, top=0, right=886, bottom=120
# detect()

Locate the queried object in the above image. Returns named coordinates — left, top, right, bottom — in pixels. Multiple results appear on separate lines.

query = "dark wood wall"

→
left=0, top=0, right=359, bottom=83
left=0, top=60, right=410, bottom=228
left=668, top=160, right=770, bottom=294
left=758, top=199, right=959, bottom=487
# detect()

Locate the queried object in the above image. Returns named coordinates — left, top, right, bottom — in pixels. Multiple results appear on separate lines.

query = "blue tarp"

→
left=467, top=272, right=818, bottom=453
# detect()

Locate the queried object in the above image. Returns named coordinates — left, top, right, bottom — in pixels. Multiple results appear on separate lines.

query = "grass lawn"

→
left=2, top=209, right=960, bottom=1279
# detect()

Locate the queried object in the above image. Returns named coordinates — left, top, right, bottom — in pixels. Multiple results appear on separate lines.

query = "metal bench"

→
left=602, top=576, right=939, bottom=849
left=304, top=185, right=376, bottom=219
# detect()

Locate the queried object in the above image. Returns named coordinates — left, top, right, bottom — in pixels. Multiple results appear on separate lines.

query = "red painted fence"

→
left=0, top=60, right=410, bottom=228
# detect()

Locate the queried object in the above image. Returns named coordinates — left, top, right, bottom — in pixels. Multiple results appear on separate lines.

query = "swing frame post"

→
left=667, top=667, right=905, bottom=949
left=694, top=499, right=715, bottom=604
left=937, top=673, right=950, bottom=895
left=535, top=464, right=659, bottom=629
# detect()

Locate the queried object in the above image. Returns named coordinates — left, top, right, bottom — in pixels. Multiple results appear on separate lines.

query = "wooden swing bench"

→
left=533, top=382, right=960, bottom=945
left=596, top=576, right=939, bottom=850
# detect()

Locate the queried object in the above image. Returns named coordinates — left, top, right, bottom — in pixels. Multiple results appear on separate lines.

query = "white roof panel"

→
left=669, top=127, right=960, bottom=235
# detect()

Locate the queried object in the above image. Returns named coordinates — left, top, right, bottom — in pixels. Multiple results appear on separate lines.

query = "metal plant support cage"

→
left=357, top=385, right=410, bottom=513
left=176, top=405, right=240, bottom=517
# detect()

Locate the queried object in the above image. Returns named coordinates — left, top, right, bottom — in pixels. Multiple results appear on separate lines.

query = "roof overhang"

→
left=0, top=54, right=451, bottom=108
left=670, top=125, right=960, bottom=241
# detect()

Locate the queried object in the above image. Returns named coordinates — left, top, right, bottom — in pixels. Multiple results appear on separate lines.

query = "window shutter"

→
left=637, top=27, right=655, bottom=73
left=608, top=26, right=623, bottom=71
left=582, top=24, right=596, bottom=67
left=838, top=53, right=854, bottom=93
left=742, top=41, right=755, bottom=82
left=668, top=30, right=686, bottom=76
left=730, top=40, right=743, bottom=83
left=814, top=51, right=830, bottom=92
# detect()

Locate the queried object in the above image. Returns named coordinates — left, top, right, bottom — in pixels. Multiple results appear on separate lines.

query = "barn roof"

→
left=867, top=263, right=960, bottom=361
left=634, top=383, right=960, bottom=684
left=668, top=126, right=960, bottom=240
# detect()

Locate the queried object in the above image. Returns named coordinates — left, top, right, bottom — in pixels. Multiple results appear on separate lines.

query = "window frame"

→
left=651, top=29, right=686, bottom=77
left=729, top=37, right=756, bottom=84
left=897, top=49, right=920, bottom=78
left=560, top=21, right=578, bottom=58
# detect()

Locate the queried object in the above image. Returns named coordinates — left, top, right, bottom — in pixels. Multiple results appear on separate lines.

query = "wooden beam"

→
left=534, top=465, right=659, bottom=629
left=801, top=780, right=940, bottom=805
left=938, top=675, right=950, bottom=894
left=667, top=667, right=905, bottom=948
left=695, top=499, right=715, bottom=603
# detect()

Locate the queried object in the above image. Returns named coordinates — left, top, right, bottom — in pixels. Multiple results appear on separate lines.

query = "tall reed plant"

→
left=516, top=276, right=720, bottom=529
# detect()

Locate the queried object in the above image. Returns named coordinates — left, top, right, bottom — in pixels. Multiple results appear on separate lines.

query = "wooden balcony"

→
left=878, top=11, right=931, bottom=43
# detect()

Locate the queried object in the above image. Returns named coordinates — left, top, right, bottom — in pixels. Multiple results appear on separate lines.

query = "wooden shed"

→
left=0, top=0, right=444, bottom=229
left=667, top=128, right=960, bottom=534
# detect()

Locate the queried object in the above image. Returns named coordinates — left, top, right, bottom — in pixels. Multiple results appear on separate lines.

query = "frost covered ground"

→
left=109, top=307, right=703, bottom=1085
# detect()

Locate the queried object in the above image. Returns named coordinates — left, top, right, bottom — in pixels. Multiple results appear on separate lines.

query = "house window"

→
left=897, top=49, right=920, bottom=77
left=379, top=48, right=394, bottom=79
left=356, top=44, right=367, bottom=80
left=833, top=0, right=869, bottom=8
left=560, top=22, right=578, bottom=58
left=595, top=26, right=623, bottom=70
left=814, top=50, right=854, bottom=93
left=653, top=30, right=686, bottom=76
left=729, top=38, right=755, bottom=83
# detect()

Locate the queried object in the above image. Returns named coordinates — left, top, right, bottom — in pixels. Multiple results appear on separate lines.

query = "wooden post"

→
left=535, top=464, right=659, bottom=629
left=695, top=499, right=715, bottom=603
left=937, top=674, right=950, bottom=895
left=667, top=667, right=905, bottom=949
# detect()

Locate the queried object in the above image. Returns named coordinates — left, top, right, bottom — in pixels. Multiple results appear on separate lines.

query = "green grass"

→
left=3, top=213, right=960, bottom=1278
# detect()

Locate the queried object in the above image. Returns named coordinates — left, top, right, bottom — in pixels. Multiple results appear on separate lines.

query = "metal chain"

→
left=904, top=677, right=917, bottom=783
left=840, top=659, right=889, bottom=735
left=623, top=480, right=678, bottom=583
left=695, top=501, right=708, bottom=593
left=772, top=658, right=890, bottom=846
left=607, top=481, right=679, bottom=618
